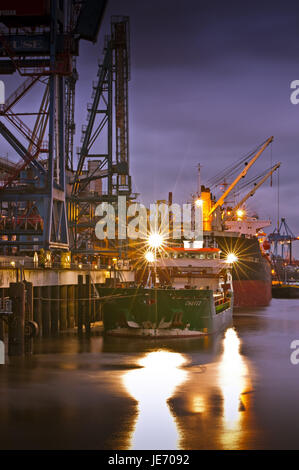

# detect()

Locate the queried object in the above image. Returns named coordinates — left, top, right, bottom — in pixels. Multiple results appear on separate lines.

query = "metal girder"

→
left=0, top=0, right=72, bottom=252
left=0, top=121, right=45, bottom=177
left=75, top=0, right=108, bottom=43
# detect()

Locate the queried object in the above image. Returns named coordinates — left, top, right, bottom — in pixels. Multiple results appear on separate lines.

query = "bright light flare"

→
left=145, top=251, right=155, bottom=263
left=147, top=232, right=164, bottom=249
left=195, top=198, right=203, bottom=208
left=236, top=209, right=245, bottom=219
left=226, top=253, right=238, bottom=264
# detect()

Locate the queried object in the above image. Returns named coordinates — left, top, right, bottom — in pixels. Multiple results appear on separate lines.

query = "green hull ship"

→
left=101, top=245, right=234, bottom=338
left=101, top=287, right=233, bottom=338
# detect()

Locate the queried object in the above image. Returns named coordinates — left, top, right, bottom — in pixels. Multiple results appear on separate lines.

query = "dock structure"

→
left=0, top=2, right=138, bottom=354
left=0, top=1, right=134, bottom=261
left=0, top=262, right=134, bottom=354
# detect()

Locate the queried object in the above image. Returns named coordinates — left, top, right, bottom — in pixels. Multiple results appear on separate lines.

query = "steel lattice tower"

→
left=69, top=16, right=133, bottom=257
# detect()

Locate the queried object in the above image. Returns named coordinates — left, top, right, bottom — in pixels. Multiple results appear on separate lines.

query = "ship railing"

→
left=214, top=294, right=226, bottom=306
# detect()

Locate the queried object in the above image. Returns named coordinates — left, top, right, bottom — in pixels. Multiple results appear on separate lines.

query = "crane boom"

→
left=226, top=162, right=281, bottom=219
left=208, top=136, right=274, bottom=217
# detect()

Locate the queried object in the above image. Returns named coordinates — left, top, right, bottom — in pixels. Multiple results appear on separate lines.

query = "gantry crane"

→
left=269, top=218, right=299, bottom=265
left=0, top=0, right=107, bottom=253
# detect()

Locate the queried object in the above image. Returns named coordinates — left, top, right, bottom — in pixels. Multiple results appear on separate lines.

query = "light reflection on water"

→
left=122, top=350, right=188, bottom=449
left=218, top=328, right=251, bottom=448
left=1, top=299, right=298, bottom=449
left=122, top=329, right=252, bottom=450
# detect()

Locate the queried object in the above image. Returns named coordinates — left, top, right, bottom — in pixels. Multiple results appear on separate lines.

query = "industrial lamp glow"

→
left=147, top=232, right=164, bottom=249
left=226, top=253, right=238, bottom=264
left=236, top=209, right=245, bottom=219
left=145, top=251, right=155, bottom=263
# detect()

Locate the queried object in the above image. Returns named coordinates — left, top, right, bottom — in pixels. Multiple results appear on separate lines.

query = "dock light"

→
left=78, top=263, right=82, bottom=269
left=236, top=209, right=244, bottom=219
left=145, top=251, right=155, bottom=263
left=226, top=253, right=238, bottom=264
left=147, top=232, right=164, bottom=249
left=10, top=261, right=15, bottom=267
left=195, top=198, right=203, bottom=208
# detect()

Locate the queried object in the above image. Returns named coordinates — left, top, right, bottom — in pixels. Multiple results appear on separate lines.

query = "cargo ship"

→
left=187, top=137, right=277, bottom=308
left=215, top=227, right=272, bottom=308
left=188, top=185, right=272, bottom=308
left=101, top=242, right=233, bottom=337
left=272, top=283, right=299, bottom=299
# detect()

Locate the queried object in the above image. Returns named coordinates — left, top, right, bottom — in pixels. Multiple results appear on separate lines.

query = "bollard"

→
left=78, top=275, right=84, bottom=335
left=85, top=275, right=91, bottom=335
left=33, top=286, right=42, bottom=336
left=60, top=285, right=68, bottom=331
left=42, top=286, right=51, bottom=337
left=67, top=285, right=75, bottom=330
left=8, top=282, right=25, bottom=356
left=51, top=285, right=60, bottom=336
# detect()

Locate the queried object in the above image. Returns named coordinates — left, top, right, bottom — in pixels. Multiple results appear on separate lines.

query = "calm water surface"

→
left=1, top=298, right=299, bottom=450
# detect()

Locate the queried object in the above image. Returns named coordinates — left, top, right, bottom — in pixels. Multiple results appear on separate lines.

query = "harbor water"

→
left=0, top=298, right=299, bottom=450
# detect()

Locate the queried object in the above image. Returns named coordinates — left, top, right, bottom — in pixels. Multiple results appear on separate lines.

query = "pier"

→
left=0, top=260, right=134, bottom=355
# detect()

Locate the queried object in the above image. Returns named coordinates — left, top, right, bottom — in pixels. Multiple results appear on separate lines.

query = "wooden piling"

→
left=59, top=285, right=68, bottom=332
left=67, top=285, right=75, bottom=330
left=8, top=282, right=25, bottom=356
left=24, top=281, right=33, bottom=354
left=0, top=288, right=4, bottom=342
left=78, top=275, right=84, bottom=335
left=0, top=317, right=3, bottom=342
left=74, top=284, right=78, bottom=326
left=42, top=286, right=51, bottom=337
left=51, top=285, right=60, bottom=336
left=95, top=283, right=101, bottom=322
left=33, top=286, right=42, bottom=336
left=91, top=283, right=96, bottom=323
left=85, top=274, right=91, bottom=334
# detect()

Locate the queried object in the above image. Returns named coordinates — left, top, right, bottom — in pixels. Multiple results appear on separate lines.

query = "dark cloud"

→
left=1, top=1, right=299, bottom=253
left=76, top=1, right=299, bottom=256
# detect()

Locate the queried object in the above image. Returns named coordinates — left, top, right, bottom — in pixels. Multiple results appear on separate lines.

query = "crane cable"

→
left=207, top=137, right=271, bottom=188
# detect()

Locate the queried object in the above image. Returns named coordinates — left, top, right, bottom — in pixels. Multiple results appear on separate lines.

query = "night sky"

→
left=2, top=0, right=299, bottom=254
